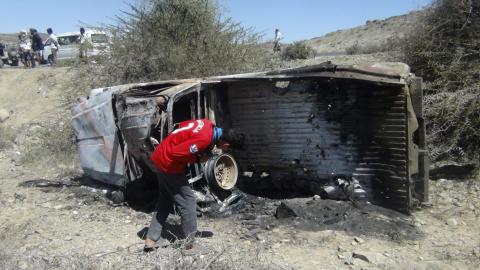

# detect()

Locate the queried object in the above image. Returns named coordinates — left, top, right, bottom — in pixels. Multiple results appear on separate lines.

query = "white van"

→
left=44, top=30, right=109, bottom=61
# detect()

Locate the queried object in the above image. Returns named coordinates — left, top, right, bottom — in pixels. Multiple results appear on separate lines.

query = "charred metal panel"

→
left=115, top=96, right=159, bottom=181
left=224, top=79, right=410, bottom=212
left=115, top=96, right=158, bottom=159
left=352, top=86, right=410, bottom=212
left=71, top=89, right=125, bottom=186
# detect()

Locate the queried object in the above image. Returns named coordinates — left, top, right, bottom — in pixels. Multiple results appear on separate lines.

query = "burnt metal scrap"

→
left=71, top=62, right=428, bottom=214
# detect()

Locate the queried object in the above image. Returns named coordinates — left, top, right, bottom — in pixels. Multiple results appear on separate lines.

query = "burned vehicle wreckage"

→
left=71, top=62, right=428, bottom=214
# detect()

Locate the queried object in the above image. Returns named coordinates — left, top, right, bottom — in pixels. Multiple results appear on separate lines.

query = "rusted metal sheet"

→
left=212, top=61, right=411, bottom=85
left=71, top=89, right=125, bottom=186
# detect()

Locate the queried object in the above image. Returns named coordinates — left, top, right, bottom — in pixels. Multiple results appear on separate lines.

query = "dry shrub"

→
left=346, top=39, right=397, bottom=55
left=281, top=42, right=315, bottom=60
left=82, top=0, right=270, bottom=86
left=397, top=0, right=480, bottom=164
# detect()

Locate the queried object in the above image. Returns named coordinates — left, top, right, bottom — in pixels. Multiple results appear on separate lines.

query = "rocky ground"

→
left=0, top=150, right=479, bottom=269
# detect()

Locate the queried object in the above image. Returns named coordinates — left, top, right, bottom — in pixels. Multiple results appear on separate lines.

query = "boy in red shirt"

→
left=145, top=119, right=230, bottom=254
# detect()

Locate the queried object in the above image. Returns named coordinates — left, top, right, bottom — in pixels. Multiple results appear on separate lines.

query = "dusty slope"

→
left=304, top=12, right=421, bottom=53
left=0, top=67, right=71, bottom=128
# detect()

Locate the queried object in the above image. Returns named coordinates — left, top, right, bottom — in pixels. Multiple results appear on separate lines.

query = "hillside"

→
left=304, top=11, right=421, bottom=53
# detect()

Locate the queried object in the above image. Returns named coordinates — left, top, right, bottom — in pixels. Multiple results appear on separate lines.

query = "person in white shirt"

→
left=273, top=28, right=282, bottom=52
left=77, top=27, right=90, bottom=60
left=18, top=30, right=33, bottom=68
left=46, top=28, right=59, bottom=65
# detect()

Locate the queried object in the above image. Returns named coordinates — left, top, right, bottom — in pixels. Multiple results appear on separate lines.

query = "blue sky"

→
left=2, top=0, right=431, bottom=42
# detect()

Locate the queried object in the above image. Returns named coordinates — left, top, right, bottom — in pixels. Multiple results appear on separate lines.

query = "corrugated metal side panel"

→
left=228, top=80, right=367, bottom=178
left=353, top=87, right=410, bottom=212
left=226, top=79, right=410, bottom=212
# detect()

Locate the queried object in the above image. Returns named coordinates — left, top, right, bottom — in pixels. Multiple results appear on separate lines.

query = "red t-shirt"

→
left=151, top=119, right=214, bottom=174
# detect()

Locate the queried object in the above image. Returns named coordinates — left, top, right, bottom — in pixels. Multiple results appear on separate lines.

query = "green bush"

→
left=87, top=0, right=269, bottom=85
left=281, top=42, right=315, bottom=60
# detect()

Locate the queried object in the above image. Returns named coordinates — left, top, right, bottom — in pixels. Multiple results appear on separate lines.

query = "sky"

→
left=2, top=0, right=431, bottom=42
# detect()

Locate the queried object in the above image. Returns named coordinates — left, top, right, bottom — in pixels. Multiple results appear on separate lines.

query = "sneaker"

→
left=143, top=239, right=170, bottom=253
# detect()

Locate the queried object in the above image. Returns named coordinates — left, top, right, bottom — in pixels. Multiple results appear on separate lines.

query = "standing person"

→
left=273, top=28, right=282, bottom=52
left=30, top=28, right=44, bottom=66
left=46, top=28, right=59, bottom=66
left=18, top=30, right=33, bottom=68
left=77, top=27, right=89, bottom=60
left=146, top=119, right=232, bottom=255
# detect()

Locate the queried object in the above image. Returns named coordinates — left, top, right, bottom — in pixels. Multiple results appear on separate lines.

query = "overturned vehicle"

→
left=71, top=62, right=428, bottom=214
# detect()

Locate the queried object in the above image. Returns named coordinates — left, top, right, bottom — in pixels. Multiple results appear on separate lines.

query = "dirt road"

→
left=0, top=66, right=479, bottom=270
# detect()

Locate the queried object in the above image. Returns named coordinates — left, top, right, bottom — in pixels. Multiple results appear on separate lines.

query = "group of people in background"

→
left=17, top=27, right=59, bottom=68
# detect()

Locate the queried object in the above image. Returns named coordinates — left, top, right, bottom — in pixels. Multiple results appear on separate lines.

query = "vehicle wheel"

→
left=11, top=59, right=18, bottom=66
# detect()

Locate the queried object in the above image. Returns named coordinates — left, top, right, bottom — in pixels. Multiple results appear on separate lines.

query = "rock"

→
left=352, top=251, right=387, bottom=265
left=338, top=245, right=347, bottom=252
left=244, top=228, right=260, bottom=239
left=446, top=218, right=458, bottom=227
left=64, top=236, right=72, bottom=241
left=354, top=237, right=365, bottom=244
left=255, top=233, right=264, bottom=241
left=0, top=109, right=10, bottom=123
left=72, top=210, right=79, bottom=215
left=17, top=260, right=28, bottom=270
left=352, top=252, right=370, bottom=262
left=313, top=195, right=321, bottom=200
left=275, top=202, right=297, bottom=219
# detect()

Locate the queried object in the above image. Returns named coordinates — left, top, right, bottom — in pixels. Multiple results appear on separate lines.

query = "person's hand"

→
left=199, top=154, right=210, bottom=163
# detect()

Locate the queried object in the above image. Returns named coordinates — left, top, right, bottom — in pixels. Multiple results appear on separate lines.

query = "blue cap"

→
left=213, top=127, right=223, bottom=143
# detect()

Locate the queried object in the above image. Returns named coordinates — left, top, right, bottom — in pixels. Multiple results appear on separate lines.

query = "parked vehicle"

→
left=44, top=30, right=109, bottom=61
left=71, top=62, right=428, bottom=214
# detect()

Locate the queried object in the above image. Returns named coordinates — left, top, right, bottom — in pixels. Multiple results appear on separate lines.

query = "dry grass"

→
left=0, top=242, right=280, bottom=270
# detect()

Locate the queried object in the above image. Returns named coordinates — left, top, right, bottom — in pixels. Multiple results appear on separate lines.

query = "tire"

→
left=11, top=59, right=18, bottom=66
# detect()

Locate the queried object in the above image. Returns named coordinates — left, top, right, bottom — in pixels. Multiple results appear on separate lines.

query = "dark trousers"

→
left=146, top=171, right=197, bottom=242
